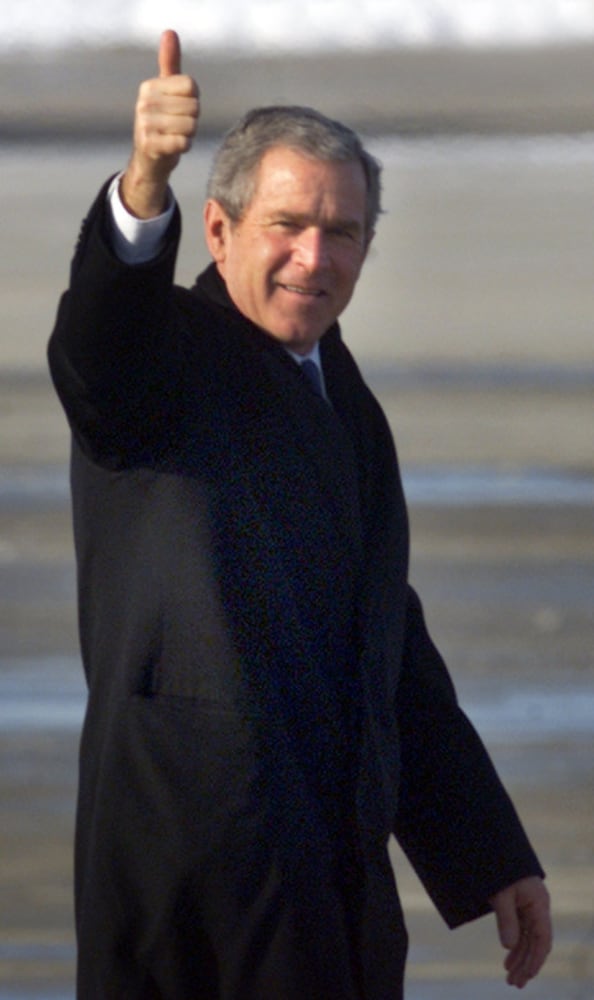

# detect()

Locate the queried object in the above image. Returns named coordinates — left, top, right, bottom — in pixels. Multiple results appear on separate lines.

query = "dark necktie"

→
left=300, top=359, right=325, bottom=399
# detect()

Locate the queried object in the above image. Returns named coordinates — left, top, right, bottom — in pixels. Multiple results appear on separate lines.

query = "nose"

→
left=293, top=227, right=328, bottom=271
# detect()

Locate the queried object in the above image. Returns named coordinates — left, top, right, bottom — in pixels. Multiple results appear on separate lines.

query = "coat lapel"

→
left=257, top=344, right=363, bottom=548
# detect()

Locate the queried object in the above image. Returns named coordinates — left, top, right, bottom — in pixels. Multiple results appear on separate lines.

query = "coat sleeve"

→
left=393, top=585, right=544, bottom=928
left=47, top=177, right=182, bottom=464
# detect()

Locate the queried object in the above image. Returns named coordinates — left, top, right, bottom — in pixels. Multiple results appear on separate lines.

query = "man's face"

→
left=204, top=146, right=372, bottom=354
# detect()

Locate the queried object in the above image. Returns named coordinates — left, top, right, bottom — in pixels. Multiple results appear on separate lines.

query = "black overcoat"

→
left=48, top=182, right=544, bottom=999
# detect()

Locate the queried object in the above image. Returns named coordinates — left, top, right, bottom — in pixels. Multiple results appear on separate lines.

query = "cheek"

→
left=258, top=232, right=293, bottom=271
left=242, top=240, right=276, bottom=289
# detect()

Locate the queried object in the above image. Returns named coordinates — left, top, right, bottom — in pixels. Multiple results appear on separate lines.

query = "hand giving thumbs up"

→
left=121, top=30, right=200, bottom=218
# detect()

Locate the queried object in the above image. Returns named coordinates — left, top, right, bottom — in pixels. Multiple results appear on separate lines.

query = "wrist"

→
left=119, top=158, right=171, bottom=219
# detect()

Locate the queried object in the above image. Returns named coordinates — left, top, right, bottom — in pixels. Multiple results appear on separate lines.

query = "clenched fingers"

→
left=135, top=78, right=199, bottom=159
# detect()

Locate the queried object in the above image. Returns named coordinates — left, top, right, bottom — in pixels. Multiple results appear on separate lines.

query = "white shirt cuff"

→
left=107, top=173, right=176, bottom=265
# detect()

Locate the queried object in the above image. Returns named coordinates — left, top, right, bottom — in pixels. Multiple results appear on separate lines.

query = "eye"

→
left=273, top=219, right=300, bottom=232
left=327, top=225, right=359, bottom=244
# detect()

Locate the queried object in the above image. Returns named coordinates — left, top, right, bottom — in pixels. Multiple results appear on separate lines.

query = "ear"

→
left=203, top=199, right=232, bottom=265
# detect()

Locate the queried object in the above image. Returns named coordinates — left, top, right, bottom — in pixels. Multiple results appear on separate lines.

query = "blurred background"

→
left=1, top=2, right=593, bottom=998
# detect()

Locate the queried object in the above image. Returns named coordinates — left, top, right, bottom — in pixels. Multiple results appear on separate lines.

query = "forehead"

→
left=249, top=145, right=368, bottom=219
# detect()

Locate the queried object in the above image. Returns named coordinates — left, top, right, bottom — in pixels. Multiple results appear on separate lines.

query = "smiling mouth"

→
left=280, top=283, right=325, bottom=298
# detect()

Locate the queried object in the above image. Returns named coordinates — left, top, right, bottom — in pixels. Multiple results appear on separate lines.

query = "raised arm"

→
left=120, top=29, right=200, bottom=219
left=48, top=31, right=200, bottom=460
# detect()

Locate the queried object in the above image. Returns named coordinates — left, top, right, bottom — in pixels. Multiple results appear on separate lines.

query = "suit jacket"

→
left=48, top=180, right=544, bottom=999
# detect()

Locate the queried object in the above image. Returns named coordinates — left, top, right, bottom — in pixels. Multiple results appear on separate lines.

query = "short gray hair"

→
left=206, top=105, right=382, bottom=236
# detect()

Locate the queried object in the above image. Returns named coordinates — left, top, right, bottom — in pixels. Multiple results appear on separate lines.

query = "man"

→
left=49, top=29, right=551, bottom=1000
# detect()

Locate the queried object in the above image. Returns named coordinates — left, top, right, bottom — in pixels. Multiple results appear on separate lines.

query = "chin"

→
left=263, top=322, right=316, bottom=350
left=289, top=317, right=331, bottom=345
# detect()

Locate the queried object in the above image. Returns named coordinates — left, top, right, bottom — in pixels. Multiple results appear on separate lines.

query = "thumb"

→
left=492, top=888, right=521, bottom=950
left=158, top=29, right=181, bottom=77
